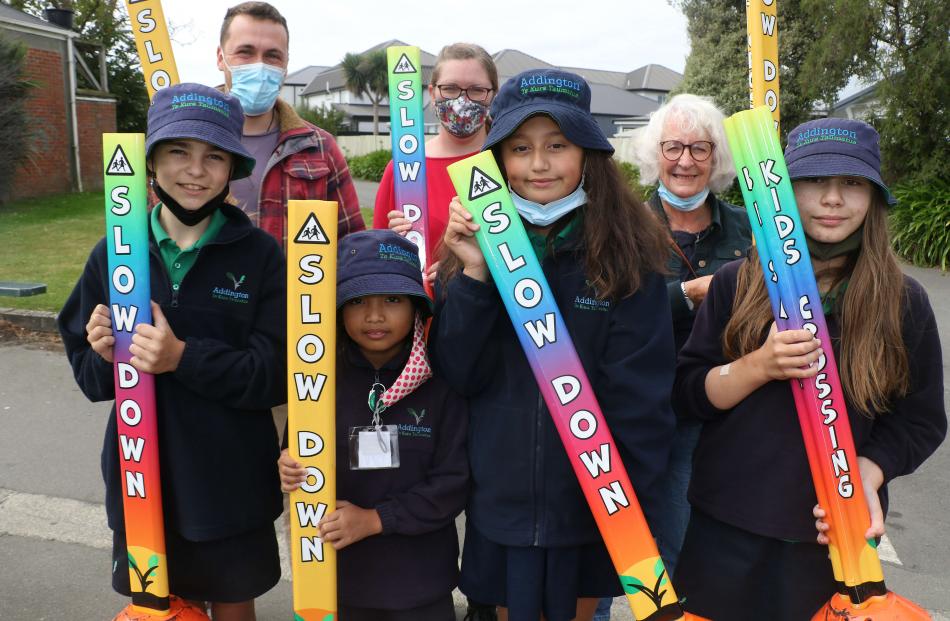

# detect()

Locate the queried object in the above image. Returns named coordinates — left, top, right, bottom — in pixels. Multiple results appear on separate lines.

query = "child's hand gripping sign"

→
left=447, top=152, right=707, bottom=621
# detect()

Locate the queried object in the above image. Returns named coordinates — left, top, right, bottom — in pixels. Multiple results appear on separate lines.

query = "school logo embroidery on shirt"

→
left=399, top=408, right=431, bottom=438
left=212, top=273, right=250, bottom=303
left=574, top=295, right=610, bottom=312
left=227, top=272, right=246, bottom=289
left=574, top=280, right=610, bottom=311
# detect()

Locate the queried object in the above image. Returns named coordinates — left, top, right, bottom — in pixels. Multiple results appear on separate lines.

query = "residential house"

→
left=0, top=4, right=116, bottom=200
left=281, top=64, right=329, bottom=109
left=300, top=41, right=682, bottom=137
left=301, top=40, right=440, bottom=133
left=828, top=82, right=880, bottom=120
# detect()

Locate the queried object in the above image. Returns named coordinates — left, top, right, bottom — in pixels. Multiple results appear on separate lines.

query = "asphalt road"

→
left=1, top=260, right=947, bottom=620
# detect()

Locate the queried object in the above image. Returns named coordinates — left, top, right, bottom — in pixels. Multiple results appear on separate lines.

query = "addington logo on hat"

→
left=794, top=126, right=858, bottom=148
left=170, top=92, right=231, bottom=118
left=377, top=242, right=420, bottom=268
left=519, top=73, right=582, bottom=98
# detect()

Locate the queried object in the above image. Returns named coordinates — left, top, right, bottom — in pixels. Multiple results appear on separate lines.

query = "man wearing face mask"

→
left=217, top=2, right=364, bottom=248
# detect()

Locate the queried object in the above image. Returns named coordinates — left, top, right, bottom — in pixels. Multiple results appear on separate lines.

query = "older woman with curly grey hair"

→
left=629, top=93, right=752, bottom=575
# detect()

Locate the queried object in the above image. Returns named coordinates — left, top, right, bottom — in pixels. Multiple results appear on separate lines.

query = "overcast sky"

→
left=156, top=0, right=691, bottom=86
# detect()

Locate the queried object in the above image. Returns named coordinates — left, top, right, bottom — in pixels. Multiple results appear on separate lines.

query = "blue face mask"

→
left=225, top=61, right=285, bottom=116
left=657, top=181, right=709, bottom=212
left=510, top=177, right=587, bottom=227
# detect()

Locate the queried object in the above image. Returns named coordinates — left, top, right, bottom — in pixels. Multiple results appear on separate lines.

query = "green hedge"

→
left=890, top=178, right=950, bottom=270
left=615, top=161, right=653, bottom=201
left=347, top=149, right=392, bottom=182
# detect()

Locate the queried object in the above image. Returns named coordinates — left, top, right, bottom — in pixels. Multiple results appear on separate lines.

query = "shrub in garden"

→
left=889, top=178, right=950, bottom=270
left=295, top=104, right=347, bottom=136
left=0, top=34, right=34, bottom=204
left=346, top=149, right=392, bottom=182
left=615, top=160, right=654, bottom=201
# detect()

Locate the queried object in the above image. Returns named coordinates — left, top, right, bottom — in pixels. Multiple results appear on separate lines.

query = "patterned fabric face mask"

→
left=435, top=96, right=489, bottom=138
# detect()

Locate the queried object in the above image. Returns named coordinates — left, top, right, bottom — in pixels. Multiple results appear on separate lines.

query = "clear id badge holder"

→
left=349, top=381, right=400, bottom=470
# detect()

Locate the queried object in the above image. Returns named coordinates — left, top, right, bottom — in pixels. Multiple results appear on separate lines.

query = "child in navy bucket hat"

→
left=433, top=69, right=676, bottom=620
left=58, top=82, right=288, bottom=618
left=670, top=116, right=946, bottom=618
left=279, top=230, right=469, bottom=620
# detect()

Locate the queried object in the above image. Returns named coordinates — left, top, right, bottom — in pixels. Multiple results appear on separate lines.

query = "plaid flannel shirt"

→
left=252, top=99, right=364, bottom=248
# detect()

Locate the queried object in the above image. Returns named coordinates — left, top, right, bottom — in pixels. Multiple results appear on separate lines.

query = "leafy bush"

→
left=716, top=180, right=746, bottom=209
left=347, top=149, right=392, bottom=182
left=615, top=160, right=654, bottom=201
left=0, top=34, right=34, bottom=204
left=889, top=178, right=950, bottom=270
left=295, top=104, right=347, bottom=136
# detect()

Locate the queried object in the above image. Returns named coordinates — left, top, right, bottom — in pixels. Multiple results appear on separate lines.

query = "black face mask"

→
left=806, top=225, right=864, bottom=261
left=153, top=181, right=229, bottom=227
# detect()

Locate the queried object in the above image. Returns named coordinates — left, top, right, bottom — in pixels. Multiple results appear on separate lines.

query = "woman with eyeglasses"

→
left=374, top=43, right=498, bottom=270
left=628, top=93, right=752, bottom=575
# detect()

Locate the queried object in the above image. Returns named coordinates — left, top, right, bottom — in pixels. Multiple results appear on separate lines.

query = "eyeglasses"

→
left=435, top=84, right=494, bottom=102
left=660, top=140, right=715, bottom=162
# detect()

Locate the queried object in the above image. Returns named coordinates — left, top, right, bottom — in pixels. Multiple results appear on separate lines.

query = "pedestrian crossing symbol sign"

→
left=105, top=144, right=134, bottom=176
left=392, top=53, right=416, bottom=74
left=295, top=213, right=330, bottom=244
left=469, top=167, right=500, bottom=201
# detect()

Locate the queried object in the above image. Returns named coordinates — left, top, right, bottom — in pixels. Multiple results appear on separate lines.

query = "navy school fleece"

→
left=283, top=341, right=469, bottom=610
left=58, top=204, right=286, bottom=541
left=674, top=259, right=947, bottom=541
left=430, top=236, right=677, bottom=548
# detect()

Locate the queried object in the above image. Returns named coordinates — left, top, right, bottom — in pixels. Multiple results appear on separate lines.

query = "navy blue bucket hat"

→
left=785, top=118, right=896, bottom=205
left=483, top=69, right=614, bottom=154
left=337, top=230, right=433, bottom=313
left=146, top=83, right=256, bottom=180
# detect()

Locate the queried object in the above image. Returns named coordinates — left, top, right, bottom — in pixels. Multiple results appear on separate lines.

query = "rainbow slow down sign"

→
left=103, top=134, right=169, bottom=615
left=104, top=135, right=208, bottom=621
left=386, top=46, right=430, bottom=271
left=724, top=106, right=929, bottom=620
left=447, top=152, right=705, bottom=621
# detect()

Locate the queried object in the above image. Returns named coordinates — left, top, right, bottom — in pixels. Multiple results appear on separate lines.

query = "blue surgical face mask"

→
left=509, top=177, right=587, bottom=227
left=657, top=181, right=709, bottom=212
left=225, top=60, right=285, bottom=116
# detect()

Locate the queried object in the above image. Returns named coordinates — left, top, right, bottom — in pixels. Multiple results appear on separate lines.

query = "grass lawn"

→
left=0, top=193, right=375, bottom=314
left=0, top=192, right=105, bottom=313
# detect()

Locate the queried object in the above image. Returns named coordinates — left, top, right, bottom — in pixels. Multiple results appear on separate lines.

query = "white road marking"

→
left=0, top=487, right=926, bottom=616
left=878, top=533, right=903, bottom=566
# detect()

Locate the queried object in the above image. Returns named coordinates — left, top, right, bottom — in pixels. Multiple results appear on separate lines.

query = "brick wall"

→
left=76, top=97, right=117, bottom=191
left=11, top=47, right=73, bottom=199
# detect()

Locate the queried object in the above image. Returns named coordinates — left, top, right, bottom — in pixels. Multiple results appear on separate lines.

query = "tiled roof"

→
left=624, top=64, right=683, bottom=91
left=285, top=65, right=330, bottom=86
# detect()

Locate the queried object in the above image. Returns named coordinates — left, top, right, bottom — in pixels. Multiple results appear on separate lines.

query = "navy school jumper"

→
left=58, top=203, right=286, bottom=541
left=430, top=229, right=677, bottom=548
left=674, top=259, right=947, bottom=542
left=327, top=341, right=469, bottom=610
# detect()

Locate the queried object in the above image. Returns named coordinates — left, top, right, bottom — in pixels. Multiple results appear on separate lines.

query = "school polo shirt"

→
left=150, top=205, right=227, bottom=289
left=526, top=213, right=580, bottom=261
